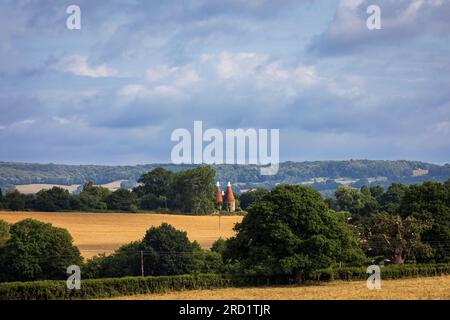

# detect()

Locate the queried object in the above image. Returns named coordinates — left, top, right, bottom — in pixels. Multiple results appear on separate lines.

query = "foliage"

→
left=105, top=189, right=138, bottom=211
left=4, top=190, right=25, bottom=211
left=239, top=189, right=269, bottom=211
left=361, top=213, right=432, bottom=264
left=0, top=219, right=82, bottom=282
left=0, top=220, right=10, bottom=247
left=84, top=223, right=212, bottom=278
left=224, top=185, right=366, bottom=282
left=34, top=187, right=74, bottom=211
left=399, top=181, right=450, bottom=262
left=78, top=182, right=110, bottom=211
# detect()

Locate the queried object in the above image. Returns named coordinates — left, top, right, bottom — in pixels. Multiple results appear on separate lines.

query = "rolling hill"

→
left=1, top=160, right=449, bottom=195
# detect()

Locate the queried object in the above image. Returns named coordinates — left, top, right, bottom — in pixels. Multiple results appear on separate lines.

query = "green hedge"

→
left=310, top=263, right=450, bottom=282
left=0, top=274, right=288, bottom=300
left=2, top=264, right=450, bottom=300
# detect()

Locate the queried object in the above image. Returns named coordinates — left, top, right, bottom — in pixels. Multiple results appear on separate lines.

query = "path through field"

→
left=0, top=211, right=242, bottom=259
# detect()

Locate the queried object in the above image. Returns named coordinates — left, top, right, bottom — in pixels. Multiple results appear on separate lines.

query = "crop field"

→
left=113, top=276, right=450, bottom=300
left=0, top=211, right=242, bottom=259
left=14, top=180, right=128, bottom=194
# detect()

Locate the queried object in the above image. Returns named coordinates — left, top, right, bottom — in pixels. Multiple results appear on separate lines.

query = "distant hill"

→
left=1, top=160, right=449, bottom=196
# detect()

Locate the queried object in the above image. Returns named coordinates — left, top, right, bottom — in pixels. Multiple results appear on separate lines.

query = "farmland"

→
left=0, top=211, right=242, bottom=259
left=112, top=275, right=450, bottom=300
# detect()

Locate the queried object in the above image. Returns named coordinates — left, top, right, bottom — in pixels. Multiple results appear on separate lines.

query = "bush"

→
left=2, top=264, right=450, bottom=300
left=0, top=219, right=82, bottom=282
left=0, top=274, right=288, bottom=300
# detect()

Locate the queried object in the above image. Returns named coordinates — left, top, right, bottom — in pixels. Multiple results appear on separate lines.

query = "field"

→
left=14, top=180, right=128, bottom=194
left=112, top=276, right=450, bottom=300
left=0, top=211, right=242, bottom=259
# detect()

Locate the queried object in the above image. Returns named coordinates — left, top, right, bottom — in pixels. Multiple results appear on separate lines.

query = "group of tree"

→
left=0, top=166, right=217, bottom=215
left=0, top=219, right=223, bottom=282
left=1, top=179, right=450, bottom=284
left=325, top=180, right=450, bottom=263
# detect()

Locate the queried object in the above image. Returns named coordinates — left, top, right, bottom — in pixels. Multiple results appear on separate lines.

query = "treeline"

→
left=325, top=180, right=450, bottom=264
left=2, top=160, right=450, bottom=192
left=1, top=179, right=449, bottom=285
left=0, top=165, right=217, bottom=215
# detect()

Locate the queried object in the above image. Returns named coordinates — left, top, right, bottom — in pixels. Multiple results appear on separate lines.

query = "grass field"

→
left=0, top=211, right=242, bottom=259
left=112, top=275, right=450, bottom=300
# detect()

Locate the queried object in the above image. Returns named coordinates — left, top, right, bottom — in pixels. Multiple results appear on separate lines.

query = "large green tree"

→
left=224, top=185, right=365, bottom=282
left=399, top=181, right=450, bottom=262
left=141, top=223, right=199, bottom=276
left=362, top=213, right=432, bottom=264
left=133, top=167, right=173, bottom=197
left=0, top=219, right=82, bottom=282
left=169, top=165, right=215, bottom=214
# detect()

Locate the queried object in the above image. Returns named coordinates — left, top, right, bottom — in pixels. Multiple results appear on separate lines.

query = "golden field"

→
left=113, top=276, right=450, bottom=300
left=15, top=180, right=127, bottom=194
left=0, top=211, right=242, bottom=259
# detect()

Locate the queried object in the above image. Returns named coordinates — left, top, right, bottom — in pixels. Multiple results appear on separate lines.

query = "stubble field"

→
left=0, top=211, right=242, bottom=259
left=112, top=276, right=450, bottom=300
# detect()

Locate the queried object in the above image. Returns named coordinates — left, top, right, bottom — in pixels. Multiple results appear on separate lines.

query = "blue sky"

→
left=0, top=0, right=449, bottom=165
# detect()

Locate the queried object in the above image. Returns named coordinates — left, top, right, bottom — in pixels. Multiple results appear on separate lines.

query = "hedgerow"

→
left=2, top=264, right=450, bottom=300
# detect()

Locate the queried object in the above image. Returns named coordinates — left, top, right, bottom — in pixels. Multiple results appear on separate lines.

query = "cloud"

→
left=308, top=0, right=450, bottom=56
left=62, top=55, right=117, bottom=78
left=0, top=1, right=449, bottom=164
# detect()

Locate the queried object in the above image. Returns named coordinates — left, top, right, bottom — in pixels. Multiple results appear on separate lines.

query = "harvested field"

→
left=113, top=276, right=450, bottom=300
left=0, top=211, right=242, bottom=259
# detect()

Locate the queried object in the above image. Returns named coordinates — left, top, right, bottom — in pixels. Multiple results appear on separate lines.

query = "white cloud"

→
left=52, top=116, right=70, bottom=124
left=63, top=55, right=117, bottom=78
left=146, top=64, right=200, bottom=88
left=119, top=64, right=200, bottom=99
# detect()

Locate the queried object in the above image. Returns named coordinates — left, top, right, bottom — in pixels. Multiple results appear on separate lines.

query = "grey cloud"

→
left=308, top=0, right=450, bottom=56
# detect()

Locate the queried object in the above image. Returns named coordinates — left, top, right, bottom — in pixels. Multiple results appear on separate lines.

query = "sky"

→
left=0, top=0, right=449, bottom=165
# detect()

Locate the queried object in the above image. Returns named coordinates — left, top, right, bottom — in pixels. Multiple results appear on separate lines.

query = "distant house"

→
left=412, top=169, right=429, bottom=177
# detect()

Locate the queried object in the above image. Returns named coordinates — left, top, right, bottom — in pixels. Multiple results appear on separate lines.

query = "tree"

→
left=78, top=182, right=110, bottom=210
left=224, top=185, right=365, bottom=282
left=139, top=194, right=166, bottom=210
left=133, top=168, right=173, bottom=197
left=0, top=220, right=10, bottom=247
left=5, top=190, right=25, bottom=211
left=334, top=186, right=379, bottom=221
left=362, top=213, right=432, bottom=264
left=34, top=187, right=73, bottom=211
left=399, top=181, right=450, bottom=262
left=239, top=189, right=269, bottom=211
left=0, top=219, right=82, bottom=282
left=379, top=183, right=408, bottom=214
left=84, top=242, right=142, bottom=278
left=169, top=165, right=216, bottom=214
left=105, top=189, right=138, bottom=211
left=141, top=223, right=198, bottom=276
left=369, top=185, right=385, bottom=202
